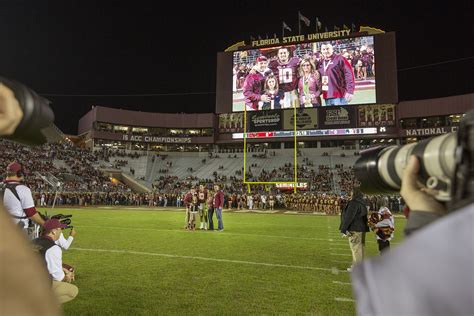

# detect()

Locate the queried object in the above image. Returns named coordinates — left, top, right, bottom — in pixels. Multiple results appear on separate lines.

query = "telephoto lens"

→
left=354, top=132, right=457, bottom=201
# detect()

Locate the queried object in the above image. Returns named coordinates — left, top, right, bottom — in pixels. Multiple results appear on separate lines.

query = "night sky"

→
left=1, top=0, right=472, bottom=134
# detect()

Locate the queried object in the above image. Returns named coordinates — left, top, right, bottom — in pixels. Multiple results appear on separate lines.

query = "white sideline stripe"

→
left=71, top=247, right=348, bottom=273
left=334, top=297, right=355, bottom=302
left=332, top=281, right=352, bottom=285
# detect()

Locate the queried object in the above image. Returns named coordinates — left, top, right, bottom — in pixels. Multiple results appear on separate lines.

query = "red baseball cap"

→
left=6, top=162, right=23, bottom=173
left=256, top=56, right=267, bottom=62
left=43, top=219, right=67, bottom=232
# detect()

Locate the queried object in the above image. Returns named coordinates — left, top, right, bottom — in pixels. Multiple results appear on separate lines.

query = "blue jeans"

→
left=208, top=207, right=215, bottom=230
left=324, top=97, right=347, bottom=106
left=215, top=208, right=224, bottom=230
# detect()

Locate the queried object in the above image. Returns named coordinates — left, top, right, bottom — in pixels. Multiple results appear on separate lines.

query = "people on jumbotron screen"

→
left=318, top=42, right=355, bottom=106
left=297, top=56, right=322, bottom=107
left=268, top=47, right=301, bottom=109
left=242, top=55, right=272, bottom=110
left=235, top=38, right=373, bottom=110
left=259, top=74, right=284, bottom=110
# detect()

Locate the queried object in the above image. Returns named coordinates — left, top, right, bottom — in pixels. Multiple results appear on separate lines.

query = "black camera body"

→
left=39, top=212, right=74, bottom=229
left=51, top=213, right=74, bottom=229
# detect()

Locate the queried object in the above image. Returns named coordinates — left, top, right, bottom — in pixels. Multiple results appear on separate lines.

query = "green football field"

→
left=41, top=207, right=405, bottom=315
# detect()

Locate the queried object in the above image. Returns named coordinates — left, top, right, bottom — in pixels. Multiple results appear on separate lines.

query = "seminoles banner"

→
left=318, top=106, right=356, bottom=128
left=358, top=104, right=396, bottom=127
left=219, top=113, right=244, bottom=133
left=283, top=108, right=318, bottom=130
left=248, top=110, right=282, bottom=132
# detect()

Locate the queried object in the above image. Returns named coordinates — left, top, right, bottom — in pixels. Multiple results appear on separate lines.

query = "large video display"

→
left=217, top=32, right=397, bottom=114
left=232, top=36, right=375, bottom=111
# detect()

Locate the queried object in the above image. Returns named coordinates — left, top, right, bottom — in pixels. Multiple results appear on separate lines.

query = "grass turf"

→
left=42, top=207, right=405, bottom=315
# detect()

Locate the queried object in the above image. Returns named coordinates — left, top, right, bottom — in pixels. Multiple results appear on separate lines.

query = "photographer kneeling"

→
left=33, top=219, right=79, bottom=304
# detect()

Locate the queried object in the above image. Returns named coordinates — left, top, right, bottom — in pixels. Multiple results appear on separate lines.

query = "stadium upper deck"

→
left=77, top=94, right=472, bottom=152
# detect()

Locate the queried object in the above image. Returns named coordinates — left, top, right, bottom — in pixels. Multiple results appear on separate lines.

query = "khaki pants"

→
left=348, top=232, right=366, bottom=265
left=52, top=281, right=78, bottom=304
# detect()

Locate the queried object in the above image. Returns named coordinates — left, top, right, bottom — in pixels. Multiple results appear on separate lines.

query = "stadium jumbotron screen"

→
left=216, top=32, right=397, bottom=114
left=233, top=36, right=375, bottom=111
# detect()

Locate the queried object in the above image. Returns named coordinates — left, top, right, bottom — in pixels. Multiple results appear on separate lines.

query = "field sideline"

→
left=41, top=207, right=405, bottom=315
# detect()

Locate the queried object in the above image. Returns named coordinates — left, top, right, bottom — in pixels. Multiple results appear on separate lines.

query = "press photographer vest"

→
left=1, top=182, right=28, bottom=219
left=33, top=237, right=57, bottom=281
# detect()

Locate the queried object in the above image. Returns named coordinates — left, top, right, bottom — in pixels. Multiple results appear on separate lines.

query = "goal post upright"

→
left=243, top=103, right=299, bottom=193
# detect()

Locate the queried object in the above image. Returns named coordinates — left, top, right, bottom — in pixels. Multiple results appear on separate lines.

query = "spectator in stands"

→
left=2, top=161, right=45, bottom=238
left=33, top=219, right=79, bottom=304
left=339, top=186, right=369, bottom=271
left=247, top=193, right=253, bottom=210
left=318, top=43, right=355, bottom=106
left=213, top=184, right=224, bottom=231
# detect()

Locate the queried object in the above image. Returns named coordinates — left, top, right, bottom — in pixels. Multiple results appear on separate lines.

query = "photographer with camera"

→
left=351, top=111, right=474, bottom=315
left=33, top=219, right=79, bottom=304
left=2, top=161, right=45, bottom=237
left=0, top=78, right=60, bottom=315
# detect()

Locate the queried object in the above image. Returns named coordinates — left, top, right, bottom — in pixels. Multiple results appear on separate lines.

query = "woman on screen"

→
left=297, top=57, right=322, bottom=107
left=259, top=75, right=283, bottom=110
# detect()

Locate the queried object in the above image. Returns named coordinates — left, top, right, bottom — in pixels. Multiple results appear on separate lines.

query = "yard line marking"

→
left=332, top=281, right=352, bottom=285
left=71, top=247, right=349, bottom=273
left=79, top=225, right=343, bottom=242
left=79, top=225, right=395, bottom=244
left=334, top=297, right=355, bottom=302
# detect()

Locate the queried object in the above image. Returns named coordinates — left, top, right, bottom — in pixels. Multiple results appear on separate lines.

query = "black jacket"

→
left=339, top=197, right=369, bottom=233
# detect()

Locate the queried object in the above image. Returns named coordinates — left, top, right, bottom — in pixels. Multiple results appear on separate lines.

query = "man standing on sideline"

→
left=197, top=184, right=208, bottom=230
left=2, top=161, right=45, bottom=237
left=33, top=219, right=79, bottom=304
left=213, top=184, right=224, bottom=231
left=318, top=43, right=355, bottom=106
left=339, top=186, right=369, bottom=271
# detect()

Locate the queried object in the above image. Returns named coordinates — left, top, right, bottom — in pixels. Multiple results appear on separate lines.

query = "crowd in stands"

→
left=0, top=140, right=130, bottom=194
left=1, top=139, right=402, bottom=214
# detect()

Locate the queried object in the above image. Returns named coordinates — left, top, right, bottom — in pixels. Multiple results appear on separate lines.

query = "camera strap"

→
left=1, top=183, right=28, bottom=219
